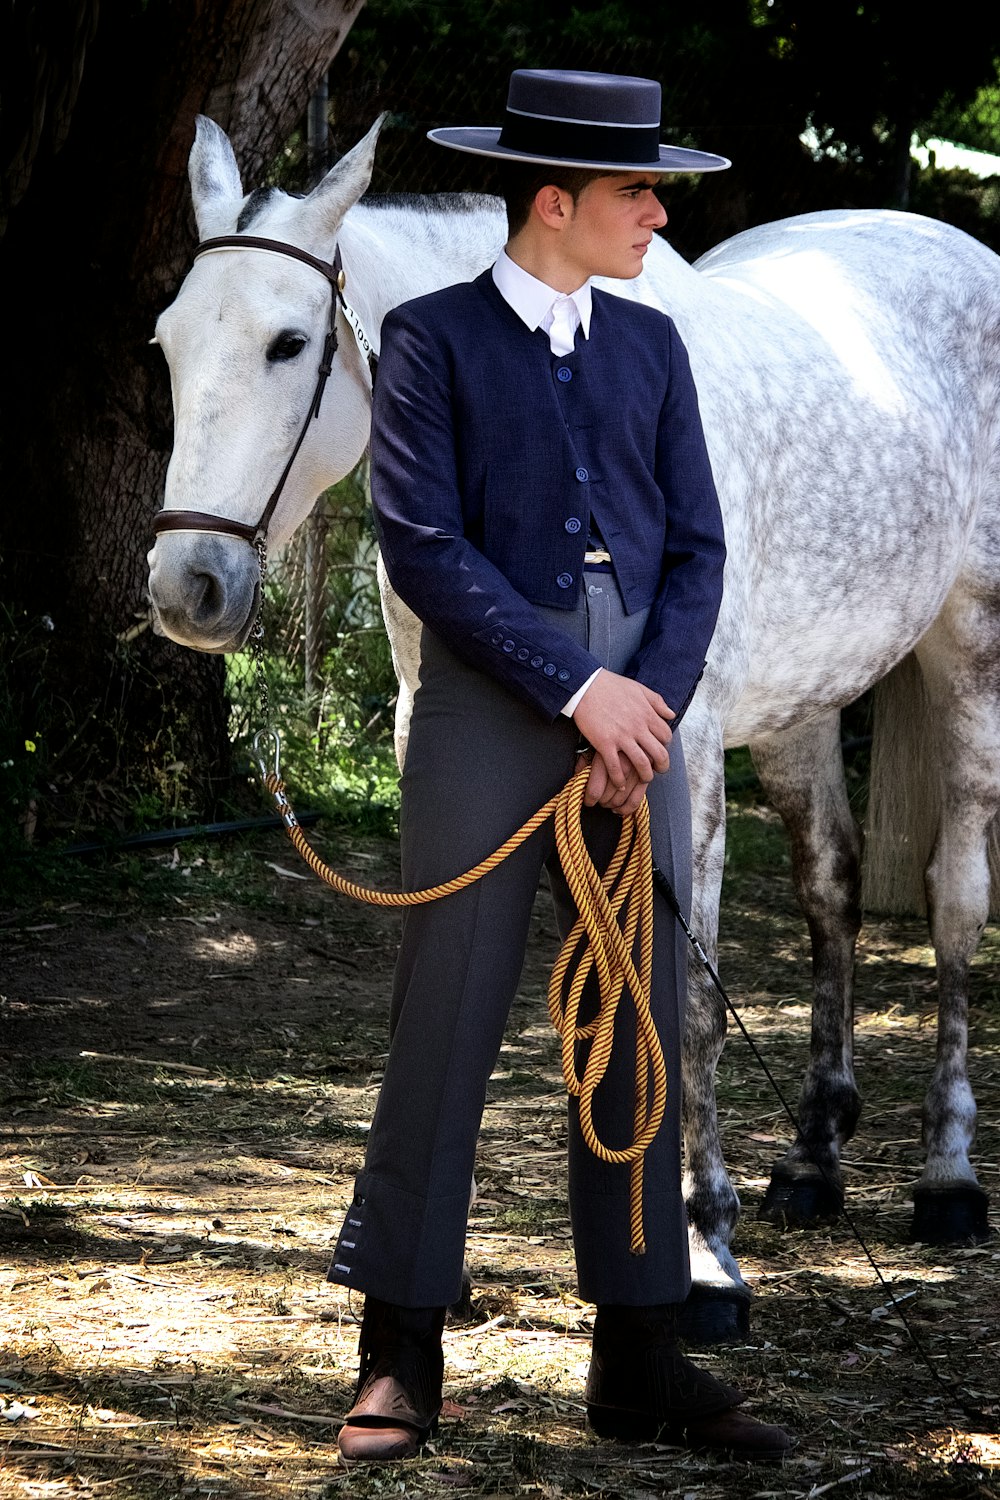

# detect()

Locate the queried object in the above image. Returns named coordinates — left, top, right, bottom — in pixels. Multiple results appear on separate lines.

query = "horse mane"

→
left=362, top=191, right=502, bottom=214
left=236, top=187, right=285, bottom=231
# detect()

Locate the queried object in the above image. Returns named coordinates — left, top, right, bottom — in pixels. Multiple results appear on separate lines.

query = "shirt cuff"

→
left=561, top=668, right=602, bottom=718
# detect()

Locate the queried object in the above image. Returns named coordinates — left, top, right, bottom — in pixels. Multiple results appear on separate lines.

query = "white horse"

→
left=147, top=117, right=1000, bottom=1341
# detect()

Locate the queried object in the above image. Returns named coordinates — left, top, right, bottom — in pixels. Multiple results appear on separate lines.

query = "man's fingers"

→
left=584, top=755, right=609, bottom=807
left=637, top=730, right=671, bottom=774
left=609, top=781, right=648, bottom=817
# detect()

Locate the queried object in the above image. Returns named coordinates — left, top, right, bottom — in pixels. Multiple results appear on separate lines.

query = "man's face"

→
left=560, top=173, right=668, bottom=282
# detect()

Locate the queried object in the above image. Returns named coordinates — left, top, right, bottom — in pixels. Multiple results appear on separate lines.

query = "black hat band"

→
left=498, top=109, right=661, bottom=166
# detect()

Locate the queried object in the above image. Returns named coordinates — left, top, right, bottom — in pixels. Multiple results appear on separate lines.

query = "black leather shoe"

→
left=337, top=1298, right=445, bottom=1462
left=586, top=1303, right=796, bottom=1460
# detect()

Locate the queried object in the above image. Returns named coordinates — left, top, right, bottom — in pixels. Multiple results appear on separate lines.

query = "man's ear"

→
left=532, top=184, right=574, bottom=230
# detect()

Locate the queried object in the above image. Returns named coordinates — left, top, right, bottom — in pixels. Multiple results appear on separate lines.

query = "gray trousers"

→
left=328, top=576, right=693, bottom=1308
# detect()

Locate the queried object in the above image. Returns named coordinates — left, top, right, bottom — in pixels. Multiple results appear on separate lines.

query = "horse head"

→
left=147, top=115, right=384, bottom=652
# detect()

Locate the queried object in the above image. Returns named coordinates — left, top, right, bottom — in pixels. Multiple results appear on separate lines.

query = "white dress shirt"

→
left=492, top=248, right=593, bottom=353
left=491, top=249, right=602, bottom=717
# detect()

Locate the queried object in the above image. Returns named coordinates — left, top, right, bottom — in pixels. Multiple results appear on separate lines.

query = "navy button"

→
left=557, top=366, right=573, bottom=382
left=557, top=669, right=571, bottom=683
left=575, top=466, right=589, bottom=482
left=516, top=646, right=529, bottom=661
left=564, top=516, right=581, bottom=534
left=490, top=630, right=503, bottom=646
left=543, top=662, right=557, bottom=677
left=531, top=655, right=544, bottom=669
left=502, top=638, right=515, bottom=653
left=556, top=572, right=573, bottom=589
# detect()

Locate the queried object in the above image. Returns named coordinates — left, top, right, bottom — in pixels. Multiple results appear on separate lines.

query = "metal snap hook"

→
left=253, top=727, right=282, bottom=783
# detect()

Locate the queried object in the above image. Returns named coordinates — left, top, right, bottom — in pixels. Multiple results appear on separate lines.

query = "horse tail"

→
left=862, top=651, right=1000, bottom=917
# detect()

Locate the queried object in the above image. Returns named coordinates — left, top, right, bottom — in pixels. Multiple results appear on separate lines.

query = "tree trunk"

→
left=0, top=0, right=364, bottom=836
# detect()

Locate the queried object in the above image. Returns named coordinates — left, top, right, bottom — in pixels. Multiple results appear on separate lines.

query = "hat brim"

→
left=427, top=126, right=730, bottom=174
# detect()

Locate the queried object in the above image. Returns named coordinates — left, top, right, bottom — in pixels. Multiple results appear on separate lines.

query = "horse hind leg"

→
left=908, top=620, right=998, bottom=1245
left=749, top=712, right=864, bottom=1228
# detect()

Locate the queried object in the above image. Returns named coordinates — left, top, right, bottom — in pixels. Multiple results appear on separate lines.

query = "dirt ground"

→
left=1, top=802, right=999, bottom=1499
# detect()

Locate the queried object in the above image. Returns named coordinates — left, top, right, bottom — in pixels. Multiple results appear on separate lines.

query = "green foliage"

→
left=229, top=468, right=401, bottom=835
left=230, top=650, right=401, bottom=835
left=929, top=65, right=1000, bottom=155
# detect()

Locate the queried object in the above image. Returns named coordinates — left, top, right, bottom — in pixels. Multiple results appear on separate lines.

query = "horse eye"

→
left=267, top=331, right=308, bottom=363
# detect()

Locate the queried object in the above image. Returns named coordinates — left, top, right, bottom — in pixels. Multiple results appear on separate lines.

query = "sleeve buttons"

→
left=502, top=638, right=515, bottom=653
left=557, top=668, right=571, bottom=683
left=543, top=663, right=557, bottom=677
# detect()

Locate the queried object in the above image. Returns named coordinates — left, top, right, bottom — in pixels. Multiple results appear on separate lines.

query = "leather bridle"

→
left=151, top=234, right=378, bottom=550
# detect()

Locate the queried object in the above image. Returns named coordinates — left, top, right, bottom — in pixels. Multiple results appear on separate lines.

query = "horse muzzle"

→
left=147, top=529, right=260, bottom=654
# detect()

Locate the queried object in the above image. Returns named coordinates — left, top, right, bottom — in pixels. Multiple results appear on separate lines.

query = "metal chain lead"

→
left=250, top=538, right=270, bottom=728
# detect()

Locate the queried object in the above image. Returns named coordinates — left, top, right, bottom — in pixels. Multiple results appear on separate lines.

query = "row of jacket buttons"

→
left=489, top=630, right=571, bottom=682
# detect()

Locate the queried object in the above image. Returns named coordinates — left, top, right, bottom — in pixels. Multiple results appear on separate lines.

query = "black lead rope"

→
left=651, top=863, right=996, bottom=1435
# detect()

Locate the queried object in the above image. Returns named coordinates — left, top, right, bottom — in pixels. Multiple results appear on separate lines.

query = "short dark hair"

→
left=497, top=162, right=606, bottom=235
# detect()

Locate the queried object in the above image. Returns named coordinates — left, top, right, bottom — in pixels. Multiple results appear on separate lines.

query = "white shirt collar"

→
left=492, top=247, right=592, bottom=343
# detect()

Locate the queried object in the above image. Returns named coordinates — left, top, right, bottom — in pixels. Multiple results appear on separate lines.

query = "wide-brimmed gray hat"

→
left=428, top=69, right=730, bottom=174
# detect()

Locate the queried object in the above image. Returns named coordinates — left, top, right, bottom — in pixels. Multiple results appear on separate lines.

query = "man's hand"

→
left=582, top=752, right=651, bottom=816
left=571, top=669, right=674, bottom=816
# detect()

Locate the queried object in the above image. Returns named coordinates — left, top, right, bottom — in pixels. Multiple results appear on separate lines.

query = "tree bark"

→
left=0, top=0, right=364, bottom=834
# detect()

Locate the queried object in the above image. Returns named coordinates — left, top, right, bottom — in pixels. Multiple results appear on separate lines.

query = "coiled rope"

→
left=255, top=729, right=666, bottom=1254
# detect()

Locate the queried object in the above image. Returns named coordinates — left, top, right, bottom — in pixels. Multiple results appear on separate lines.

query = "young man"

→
left=329, top=69, right=794, bottom=1463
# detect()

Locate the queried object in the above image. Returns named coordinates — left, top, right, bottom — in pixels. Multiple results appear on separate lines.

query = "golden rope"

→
left=261, top=753, right=666, bottom=1255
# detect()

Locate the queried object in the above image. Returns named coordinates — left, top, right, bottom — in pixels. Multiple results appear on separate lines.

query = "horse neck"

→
left=337, top=197, right=508, bottom=339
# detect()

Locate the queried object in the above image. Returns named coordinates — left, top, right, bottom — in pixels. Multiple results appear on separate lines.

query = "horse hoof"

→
left=911, top=1184, right=991, bottom=1246
left=757, top=1163, right=843, bottom=1227
left=676, top=1283, right=752, bottom=1345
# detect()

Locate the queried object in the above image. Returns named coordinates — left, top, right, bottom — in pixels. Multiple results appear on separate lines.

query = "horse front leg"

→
left=677, top=715, right=750, bottom=1343
left=376, top=553, right=422, bottom=771
left=750, top=713, right=863, bottom=1227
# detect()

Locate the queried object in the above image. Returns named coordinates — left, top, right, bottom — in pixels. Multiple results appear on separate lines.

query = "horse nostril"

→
left=190, top=570, right=225, bottom=624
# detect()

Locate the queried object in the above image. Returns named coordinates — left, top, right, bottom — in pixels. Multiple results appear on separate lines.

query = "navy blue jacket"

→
left=371, top=268, right=725, bottom=723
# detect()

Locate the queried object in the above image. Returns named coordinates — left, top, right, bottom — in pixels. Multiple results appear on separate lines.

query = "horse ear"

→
left=299, top=114, right=388, bottom=241
left=189, top=116, right=245, bottom=240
